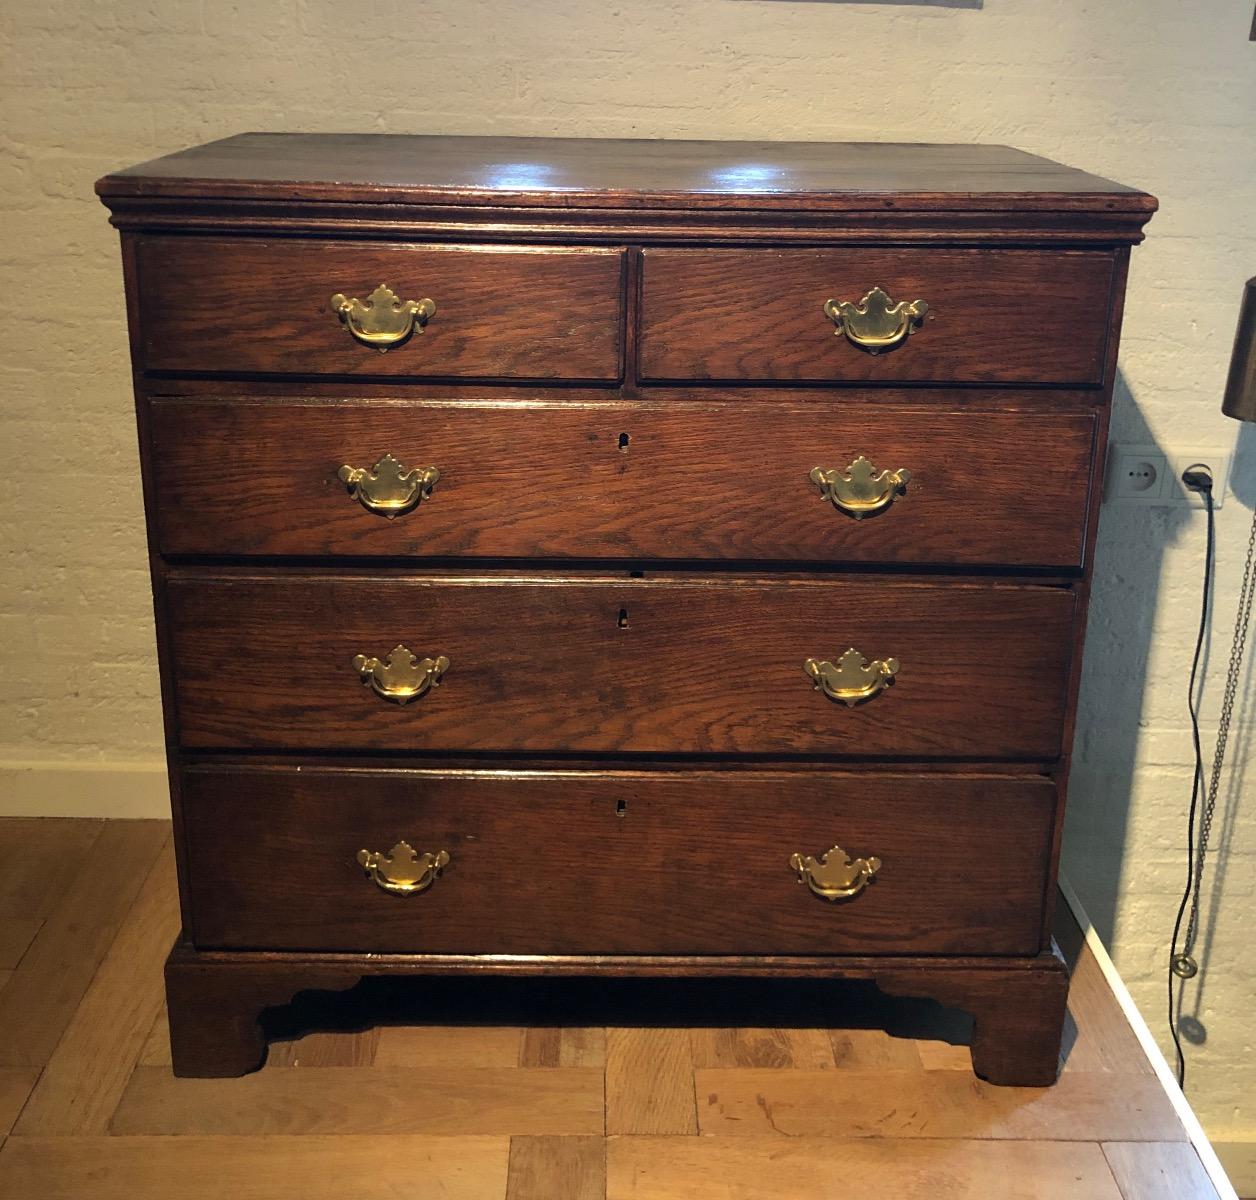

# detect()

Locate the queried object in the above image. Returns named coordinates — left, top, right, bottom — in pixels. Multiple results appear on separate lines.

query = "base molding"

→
left=0, top=760, right=167, bottom=818
left=164, top=939, right=1069, bottom=1087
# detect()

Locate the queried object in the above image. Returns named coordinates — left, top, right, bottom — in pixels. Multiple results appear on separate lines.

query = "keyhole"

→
left=617, top=607, right=629, bottom=629
left=616, top=799, right=628, bottom=818
left=618, top=432, right=630, bottom=452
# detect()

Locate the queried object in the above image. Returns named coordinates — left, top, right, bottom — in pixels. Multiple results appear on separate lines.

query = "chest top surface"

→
left=96, top=132, right=1155, bottom=215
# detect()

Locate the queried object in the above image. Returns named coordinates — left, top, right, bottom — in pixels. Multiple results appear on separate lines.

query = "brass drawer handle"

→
left=339, top=453, right=440, bottom=519
left=810, top=456, right=911, bottom=518
left=353, top=645, right=449, bottom=704
left=824, top=287, right=928, bottom=353
left=804, top=648, right=899, bottom=706
left=330, top=283, right=436, bottom=349
left=790, top=844, right=881, bottom=901
left=358, top=840, right=450, bottom=896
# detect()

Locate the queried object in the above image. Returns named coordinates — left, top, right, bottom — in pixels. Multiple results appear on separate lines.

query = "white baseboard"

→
left=0, top=760, right=169, bottom=818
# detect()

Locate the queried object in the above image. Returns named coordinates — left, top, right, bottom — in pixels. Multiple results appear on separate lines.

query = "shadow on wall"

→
left=1064, top=377, right=1253, bottom=1050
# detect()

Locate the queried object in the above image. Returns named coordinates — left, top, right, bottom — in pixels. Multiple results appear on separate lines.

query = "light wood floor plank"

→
left=0, top=1135, right=510, bottom=1200
left=1102, top=1141, right=1220, bottom=1200
left=689, top=1027, right=836, bottom=1070
left=828, top=1027, right=924, bottom=1071
left=137, top=1007, right=171, bottom=1067
left=696, top=1069, right=1187, bottom=1141
left=607, top=1028, right=695, bottom=1135
left=14, top=838, right=178, bottom=1135
left=607, top=1136, right=1127, bottom=1199
left=0, top=1072, right=39, bottom=1137
left=519, top=1027, right=606, bottom=1068
left=1064, top=951, right=1156, bottom=1075
left=0, top=820, right=102, bottom=918
left=110, top=1066, right=605, bottom=1136
left=268, top=1029, right=380, bottom=1068
left=507, top=1135, right=606, bottom=1200
left=0, top=821, right=168, bottom=1069
left=375, top=1025, right=521, bottom=1068
left=0, top=921, right=40, bottom=972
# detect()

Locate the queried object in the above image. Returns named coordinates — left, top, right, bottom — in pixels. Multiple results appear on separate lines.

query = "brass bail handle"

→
left=358, top=841, right=450, bottom=896
left=804, top=648, right=899, bottom=706
left=790, top=844, right=882, bottom=901
left=824, top=287, right=928, bottom=353
left=353, top=645, right=449, bottom=704
left=339, top=453, right=440, bottom=519
left=810, top=456, right=911, bottom=518
left=331, top=283, right=436, bottom=350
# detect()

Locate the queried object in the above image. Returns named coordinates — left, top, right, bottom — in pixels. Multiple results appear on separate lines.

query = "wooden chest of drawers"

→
left=98, top=134, right=1154, bottom=1085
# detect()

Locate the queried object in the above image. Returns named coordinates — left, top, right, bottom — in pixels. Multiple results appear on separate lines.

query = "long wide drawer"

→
left=134, top=238, right=625, bottom=380
left=148, top=397, right=1098, bottom=569
left=180, top=763, right=1056, bottom=955
left=166, top=574, right=1075, bottom=757
left=639, top=247, right=1116, bottom=384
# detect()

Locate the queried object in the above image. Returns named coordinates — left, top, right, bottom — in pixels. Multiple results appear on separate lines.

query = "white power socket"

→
left=1105, top=444, right=1230, bottom=509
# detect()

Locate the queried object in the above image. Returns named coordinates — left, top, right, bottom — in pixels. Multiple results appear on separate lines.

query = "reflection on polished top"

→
left=95, top=132, right=1156, bottom=212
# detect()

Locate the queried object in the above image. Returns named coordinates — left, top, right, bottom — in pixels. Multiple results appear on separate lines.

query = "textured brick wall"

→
left=2, top=0, right=1253, bottom=1149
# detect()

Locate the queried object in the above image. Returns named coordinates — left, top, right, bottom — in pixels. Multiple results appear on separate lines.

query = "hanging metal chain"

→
left=1175, top=503, right=1256, bottom=975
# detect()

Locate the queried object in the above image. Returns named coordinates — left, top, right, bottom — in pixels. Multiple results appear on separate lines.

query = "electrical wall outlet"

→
left=1105, top=444, right=1230, bottom=508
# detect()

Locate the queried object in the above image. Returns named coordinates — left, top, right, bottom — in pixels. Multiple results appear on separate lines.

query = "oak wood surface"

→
left=136, top=237, right=625, bottom=380
left=640, top=248, right=1115, bottom=385
left=165, top=574, right=1075, bottom=756
left=179, top=765, right=1054, bottom=956
left=147, top=397, right=1097, bottom=568
left=0, top=815, right=1218, bottom=1200
left=97, top=133, right=1155, bottom=213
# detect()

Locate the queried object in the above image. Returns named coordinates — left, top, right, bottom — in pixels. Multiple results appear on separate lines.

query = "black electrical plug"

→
left=1181, top=463, right=1214, bottom=494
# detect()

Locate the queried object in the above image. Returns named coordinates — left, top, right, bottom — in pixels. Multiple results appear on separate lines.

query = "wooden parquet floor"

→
left=0, top=818, right=1222, bottom=1199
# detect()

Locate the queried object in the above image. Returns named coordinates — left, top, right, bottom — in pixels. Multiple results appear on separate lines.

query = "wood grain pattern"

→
left=110, top=1065, right=605, bottom=1136
left=606, top=1137, right=1128, bottom=1200
left=0, top=821, right=168, bottom=1069
left=640, top=248, right=1115, bottom=385
left=606, top=1027, right=697, bottom=1135
left=166, top=574, right=1075, bottom=757
left=0, top=1136, right=511, bottom=1200
left=136, top=237, right=625, bottom=380
left=97, top=134, right=1155, bottom=214
left=0, top=818, right=1216, bottom=1199
left=178, top=765, right=1055, bottom=956
left=508, top=1136, right=606, bottom=1200
left=1101, top=1142, right=1221, bottom=1200
left=14, top=839, right=178, bottom=1134
left=148, top=397, right=1097, bottom=568
left=695, top=1069, right=1187, bottom=1141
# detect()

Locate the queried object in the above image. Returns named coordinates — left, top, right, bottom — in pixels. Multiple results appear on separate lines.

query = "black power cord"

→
left=1168, top=464, right=1215, bottom=1089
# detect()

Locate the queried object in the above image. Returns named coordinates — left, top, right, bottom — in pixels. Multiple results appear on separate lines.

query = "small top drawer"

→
left=133, top=238, right=626, bottom=380
left=639, top=248, right=1115, bottom=385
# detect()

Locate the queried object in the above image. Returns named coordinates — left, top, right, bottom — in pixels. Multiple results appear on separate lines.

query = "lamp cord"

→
left=1168, top=487, right=1256, bottom=1088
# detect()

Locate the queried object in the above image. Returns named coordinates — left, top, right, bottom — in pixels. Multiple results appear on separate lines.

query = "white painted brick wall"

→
left=1, top=0, right=1253, bottom=1144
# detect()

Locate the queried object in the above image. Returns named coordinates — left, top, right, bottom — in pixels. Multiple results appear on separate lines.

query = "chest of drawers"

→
left=98, top=134, right=1154, bottom=1085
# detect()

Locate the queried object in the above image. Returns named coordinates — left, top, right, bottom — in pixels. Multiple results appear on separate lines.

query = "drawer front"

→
left=167, top=575, right=1074, bottom=757
left=181, top=764, right=1055, bottom=956
left=135, top=238, right=625, bottom=380
left=149, top=398, right=1097, bottom=569
left=639, top=248, right=1115, bottom=384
